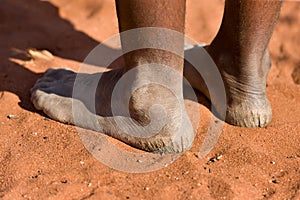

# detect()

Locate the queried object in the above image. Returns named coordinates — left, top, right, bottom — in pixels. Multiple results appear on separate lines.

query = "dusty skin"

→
left=31, top=0, right=280, bottom=153
left=1, top=0, right=300, bottom=199
left=31, top=66, right=194, bottom=153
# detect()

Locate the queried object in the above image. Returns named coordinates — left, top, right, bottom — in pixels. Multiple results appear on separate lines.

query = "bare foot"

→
left=31, top=66, right=194, bottom=153
left=184, top=45, right=272, bottom=127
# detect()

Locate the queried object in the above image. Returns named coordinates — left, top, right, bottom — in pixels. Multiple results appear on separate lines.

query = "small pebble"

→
left=80, top=161, right=84, bottom=165
left=216, top=155, right=223, bottom=160
left=272, top=180, right=279, bottom=184
left=209, top=154, right=222, bottom=163
left=7, top=114, right=18, bottom=119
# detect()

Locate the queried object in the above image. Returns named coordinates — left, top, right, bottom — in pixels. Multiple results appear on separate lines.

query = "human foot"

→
left=31, top=66, right=194, bottom=153
left=184, top=45, right=272, bottom=127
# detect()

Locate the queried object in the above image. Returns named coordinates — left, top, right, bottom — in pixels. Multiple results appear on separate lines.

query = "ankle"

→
left=122, top=49, right=184, bottom=73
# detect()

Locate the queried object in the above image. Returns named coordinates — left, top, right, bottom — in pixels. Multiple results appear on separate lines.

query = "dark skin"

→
left=31, top=0, right=282, bottom=152
left=115, top=0, right=186, bottom=73
left=185, top=0, right=282, bottom=127
left=116, top=0, right=282, bottom=127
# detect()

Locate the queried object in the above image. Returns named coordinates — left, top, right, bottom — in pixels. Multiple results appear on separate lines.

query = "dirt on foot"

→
left=0, top=0, right=300, bottom=199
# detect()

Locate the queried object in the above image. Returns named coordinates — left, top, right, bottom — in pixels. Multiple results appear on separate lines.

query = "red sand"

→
left=0, top=0, right=300, bottom=199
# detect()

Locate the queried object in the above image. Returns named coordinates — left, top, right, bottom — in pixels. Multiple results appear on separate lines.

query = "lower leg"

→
left=210, top=0, right=282, bottom=77
left=114, top=0, right=194, bottom=151
left=116, top=0, right=186, bottom=72
left=115, top=0, right=186, bottom=122
left=185, top=0, right=282, bottom=127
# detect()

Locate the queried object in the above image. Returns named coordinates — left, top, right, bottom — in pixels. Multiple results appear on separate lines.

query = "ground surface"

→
left=1, top=0, right=300, bottom=199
